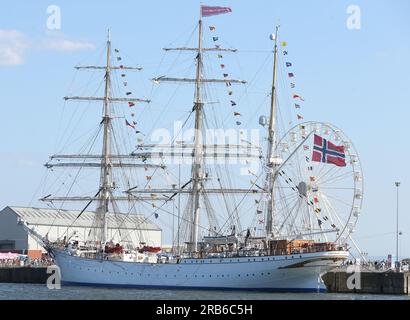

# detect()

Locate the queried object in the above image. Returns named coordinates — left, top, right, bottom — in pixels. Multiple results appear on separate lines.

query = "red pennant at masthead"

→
left=201, top=5, right=232, bottom=17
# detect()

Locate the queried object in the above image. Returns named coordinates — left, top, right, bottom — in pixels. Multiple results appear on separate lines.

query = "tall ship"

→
left=26, top=5, right=364, bottom=291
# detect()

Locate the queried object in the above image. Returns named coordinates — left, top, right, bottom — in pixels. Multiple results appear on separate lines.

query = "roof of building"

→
left=2, top=206, right=161, bottom=231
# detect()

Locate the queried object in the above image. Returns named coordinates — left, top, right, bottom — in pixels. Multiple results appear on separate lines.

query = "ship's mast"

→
left=41, top=30, right=157, bottom=248
left=190, top=14, right=204, bottom=253
left=148, top=13, right=246, bottom=254
left=265, top=26, right=279, bottom=238
left=98, top=29, right=113, bottom=246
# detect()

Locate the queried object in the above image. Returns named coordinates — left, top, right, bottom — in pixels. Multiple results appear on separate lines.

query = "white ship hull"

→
left=52, top=249, right=348, bottom=292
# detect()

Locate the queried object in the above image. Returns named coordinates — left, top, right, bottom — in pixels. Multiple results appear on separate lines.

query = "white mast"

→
left=149, top=11, right=246, bottom=254
left=190, top=13, right=204, bottom=253
left=265, top=26, right=280, bottom=238
left=97, top=29, right=113, bottom=246
left=41, top=30, right=155, bottom=249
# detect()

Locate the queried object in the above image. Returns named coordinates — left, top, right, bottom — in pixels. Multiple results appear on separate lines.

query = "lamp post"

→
left=395, top=182, right=400, bottom=271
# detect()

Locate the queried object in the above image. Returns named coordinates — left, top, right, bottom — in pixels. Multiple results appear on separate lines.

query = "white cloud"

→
left=0, top=30, right=95, bottom=66
left=0, top=30, right=31, bottom=66
left=43, top=38, right=95, bottom=52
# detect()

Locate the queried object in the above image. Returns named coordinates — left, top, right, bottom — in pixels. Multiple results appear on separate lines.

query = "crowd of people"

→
left=0, top=253, right=53, bottom=268
left=340, top=258, right=410, bottom=272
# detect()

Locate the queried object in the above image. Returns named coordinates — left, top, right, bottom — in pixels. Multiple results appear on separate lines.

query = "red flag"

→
left=128, top=102, right=135, bottom=107
left=293, top=94, right=305, bottom=101
left=201, top=5, right=232, bottom=17
left=125, top=119, right=135, bottom=129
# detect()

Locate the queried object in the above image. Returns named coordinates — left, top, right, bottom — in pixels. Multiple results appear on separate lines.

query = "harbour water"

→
left=0, top=283, right=408, bottom=300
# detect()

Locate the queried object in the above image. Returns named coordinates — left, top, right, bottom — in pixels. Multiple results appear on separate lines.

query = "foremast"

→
left=265, top=26, right=280, bottom=238
left=97, top=29, right=113, bottom=246
left=41, top=30, right=155, bottom=251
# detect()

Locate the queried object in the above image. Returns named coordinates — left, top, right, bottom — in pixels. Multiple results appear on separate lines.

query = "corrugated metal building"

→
left=0, top=206, right=161, bottom=257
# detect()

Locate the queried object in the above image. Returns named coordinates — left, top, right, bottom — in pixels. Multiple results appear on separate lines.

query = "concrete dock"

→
left=322, top=270, right=410, bottom=295
left=0, top=267, right=48, bottom=284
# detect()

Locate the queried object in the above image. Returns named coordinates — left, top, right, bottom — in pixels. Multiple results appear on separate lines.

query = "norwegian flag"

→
left=312, top=134, right=346, bottom=167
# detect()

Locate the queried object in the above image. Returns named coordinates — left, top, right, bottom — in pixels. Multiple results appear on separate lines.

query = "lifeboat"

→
left=104, top=243, right=123, bottom=254
left=140, top=246, right=161, bottom=253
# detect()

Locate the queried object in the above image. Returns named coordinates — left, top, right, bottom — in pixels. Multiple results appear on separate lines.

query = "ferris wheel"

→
left=272, top=121, right=363, bottom=244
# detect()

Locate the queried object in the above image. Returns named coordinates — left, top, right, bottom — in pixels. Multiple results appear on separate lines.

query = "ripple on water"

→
left=0, top=283, right=408, bottom=300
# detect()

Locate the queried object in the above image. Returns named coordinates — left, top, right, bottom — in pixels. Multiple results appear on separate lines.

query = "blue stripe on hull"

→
left=61, top=281, right=326, bottom=293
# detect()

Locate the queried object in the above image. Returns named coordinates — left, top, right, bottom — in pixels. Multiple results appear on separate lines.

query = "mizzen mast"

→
left=265, top=26, right=280, bottom=238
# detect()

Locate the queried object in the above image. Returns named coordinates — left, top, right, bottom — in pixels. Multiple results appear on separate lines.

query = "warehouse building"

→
left=0, top=206, right=162, bottom=258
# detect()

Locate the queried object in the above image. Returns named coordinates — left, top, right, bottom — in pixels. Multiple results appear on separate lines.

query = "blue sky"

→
left=1, top=0, right=409, bottom=258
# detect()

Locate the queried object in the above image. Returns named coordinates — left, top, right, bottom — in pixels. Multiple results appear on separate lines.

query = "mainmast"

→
left=265, top=26, right=280, bottom=238
left=149, top=9, right=246, bottom=254
left=190, top=15, right=204, bottom=253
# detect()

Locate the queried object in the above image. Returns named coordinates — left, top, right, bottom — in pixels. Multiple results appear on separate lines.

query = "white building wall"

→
left=1, top=207, right=161, bottom=251
left=0, top=207, right=28, bottom=250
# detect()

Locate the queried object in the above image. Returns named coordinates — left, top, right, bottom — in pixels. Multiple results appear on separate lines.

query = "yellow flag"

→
left=281, top=41, right=287, bottom=47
